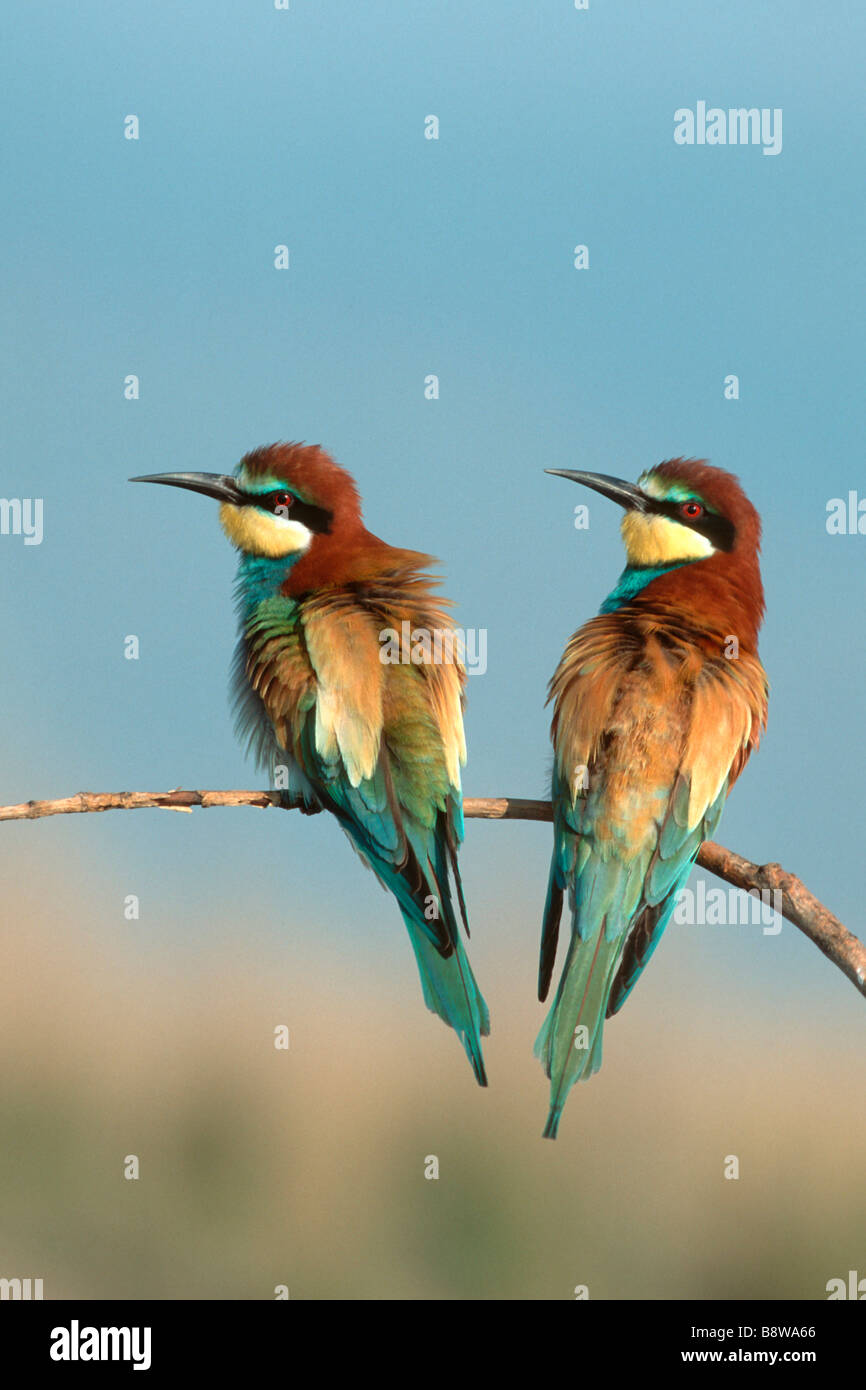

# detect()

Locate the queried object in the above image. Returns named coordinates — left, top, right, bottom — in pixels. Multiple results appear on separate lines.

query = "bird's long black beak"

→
left=129, top=472, right=245, bottom=504
left=545, top=469, right=650, bottom=513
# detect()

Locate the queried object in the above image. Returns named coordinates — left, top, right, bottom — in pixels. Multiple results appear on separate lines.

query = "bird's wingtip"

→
left=542, top=1106, right=563, bottom=1140
left=471, top=1054, right=489, bottom=1088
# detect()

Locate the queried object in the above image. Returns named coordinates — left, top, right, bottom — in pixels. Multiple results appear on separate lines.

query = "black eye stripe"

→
left=240, top=487, right=333, bottom=536
left=654, top=498, right=736, bottom=552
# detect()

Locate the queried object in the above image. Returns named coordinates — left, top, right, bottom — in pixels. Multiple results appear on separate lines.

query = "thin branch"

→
left=2, top=789, right=863, bottom=1000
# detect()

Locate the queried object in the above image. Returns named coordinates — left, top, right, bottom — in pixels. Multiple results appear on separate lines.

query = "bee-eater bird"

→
left=131, top=442, right=489, bottom=1085
left=536, top=459, right=767, bottom=1139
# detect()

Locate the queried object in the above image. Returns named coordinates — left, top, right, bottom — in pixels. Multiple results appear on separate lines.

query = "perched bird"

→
left=131, top=443, right=489, bottom=1084
left=536, top=459, right=767, bottom=1138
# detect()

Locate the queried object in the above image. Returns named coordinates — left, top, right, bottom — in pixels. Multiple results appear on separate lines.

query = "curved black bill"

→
left=129, top=472, right=244, bottom=504
left=545, top=469, right=650, bottom=513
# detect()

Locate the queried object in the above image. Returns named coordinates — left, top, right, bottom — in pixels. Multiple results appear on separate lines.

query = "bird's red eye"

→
left=681, top=501, right=703, bottom=519
left=270, top=491, right=293, bottom=512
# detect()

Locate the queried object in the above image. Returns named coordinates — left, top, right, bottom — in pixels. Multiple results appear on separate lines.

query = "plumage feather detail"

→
left=303, top=604, right=383, bottom=787
left=537, top=571, right=768, bottom=1137
left=234, top=535, right=488, bottom=1084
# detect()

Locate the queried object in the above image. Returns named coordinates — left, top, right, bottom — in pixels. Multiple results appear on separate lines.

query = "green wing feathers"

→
left=240, top=570, right=489, bottom=1084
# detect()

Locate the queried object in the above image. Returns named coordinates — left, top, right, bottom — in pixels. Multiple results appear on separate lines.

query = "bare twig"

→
left=2, top=789, right=863, bottom=999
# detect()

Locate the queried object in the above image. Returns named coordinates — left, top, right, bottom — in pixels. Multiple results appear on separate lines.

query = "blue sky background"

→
left=2, top=2, right=865, bottom=1294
